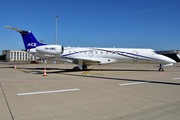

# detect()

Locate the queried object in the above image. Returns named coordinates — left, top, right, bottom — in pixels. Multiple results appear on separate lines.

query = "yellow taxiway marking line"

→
left=82, top=68, right=94, bottom=75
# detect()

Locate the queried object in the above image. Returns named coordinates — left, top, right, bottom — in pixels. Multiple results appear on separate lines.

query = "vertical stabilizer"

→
left=5, top=26, right=46, bottom=50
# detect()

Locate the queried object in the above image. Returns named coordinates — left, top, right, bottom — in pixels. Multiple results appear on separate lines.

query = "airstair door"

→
left=133, top=51, right=138, bottom=62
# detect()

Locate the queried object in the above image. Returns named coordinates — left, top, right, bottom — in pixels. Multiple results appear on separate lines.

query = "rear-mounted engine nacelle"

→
left=36, top=45, right=64, bottom=55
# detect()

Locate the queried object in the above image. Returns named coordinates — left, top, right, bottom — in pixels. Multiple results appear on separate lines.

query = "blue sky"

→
left=0, top=0, right=180, bottom=54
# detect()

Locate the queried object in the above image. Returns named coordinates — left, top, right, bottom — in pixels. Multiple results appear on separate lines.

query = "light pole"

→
left=55, top=15, right=59, bottom=45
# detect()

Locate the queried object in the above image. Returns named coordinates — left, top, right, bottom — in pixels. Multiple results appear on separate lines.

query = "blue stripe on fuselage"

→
left=61, top=48, right=158, bottom=61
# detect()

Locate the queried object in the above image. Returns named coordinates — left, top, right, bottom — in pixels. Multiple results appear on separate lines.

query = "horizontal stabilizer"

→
left=5, top=26, right=29, bottom=33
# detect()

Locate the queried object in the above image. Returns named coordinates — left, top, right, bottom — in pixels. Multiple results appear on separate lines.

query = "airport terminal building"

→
left=2, top=50, right=37, bottom=61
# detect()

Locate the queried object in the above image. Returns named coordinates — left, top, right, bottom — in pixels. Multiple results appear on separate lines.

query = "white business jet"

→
left=5, top=26, right=176, bottom=71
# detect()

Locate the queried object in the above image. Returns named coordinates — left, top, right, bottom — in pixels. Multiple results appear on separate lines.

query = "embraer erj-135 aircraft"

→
left=5, top=26, right=176, bottom=71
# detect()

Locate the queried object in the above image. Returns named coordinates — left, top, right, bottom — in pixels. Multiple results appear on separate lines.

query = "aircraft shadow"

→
left=11, top=67, right=180, bottom=86
left=12, top=68, right=159, bottom=75
left=0, top=66, right=15, bottom=69
left=63, top=73, right=180, bottom=86
left=22, top=67, right=65, bottom=70
left=19, top=67, right=158, bottom=73
left=19, top=68, right=79, bottom=74
left=84, top=69, right=157, bottom=72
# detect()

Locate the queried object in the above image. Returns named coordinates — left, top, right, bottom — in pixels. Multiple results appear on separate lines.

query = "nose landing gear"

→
left=159, top=64, right=164, bottom=71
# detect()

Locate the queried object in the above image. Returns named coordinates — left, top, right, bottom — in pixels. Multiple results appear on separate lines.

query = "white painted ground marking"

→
left=172, top=78, right=180, bottom=80
left=17, top=88, right=80, bottom=96
left=119, top=82, right=147, bottom=86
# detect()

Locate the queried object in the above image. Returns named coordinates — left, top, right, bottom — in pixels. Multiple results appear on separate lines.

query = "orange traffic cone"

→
left=43, top=68, right=47, bottom=76
left=14, top=65, right=16, bottom=69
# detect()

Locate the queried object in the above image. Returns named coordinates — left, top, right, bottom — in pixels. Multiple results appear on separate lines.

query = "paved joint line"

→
left=0, top=83, right=14, bottom=120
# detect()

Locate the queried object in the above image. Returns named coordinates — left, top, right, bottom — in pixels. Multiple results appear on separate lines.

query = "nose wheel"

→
left=159, top=68, right=164, bottom=71
left=159, top=64, right=164, bottom=71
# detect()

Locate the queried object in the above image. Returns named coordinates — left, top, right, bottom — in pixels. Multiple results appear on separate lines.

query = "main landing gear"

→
left=72, top=60, right=88, bottom=71
left=159, top=64, right=164, bottom=71
left=73, top=66, right=80, bottom=71
left=73, top=65, right=87, bottom=71
left=73, top=60, right=88, bottom=71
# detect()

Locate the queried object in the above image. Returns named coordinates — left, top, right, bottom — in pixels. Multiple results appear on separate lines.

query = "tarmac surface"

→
left=0, top=62, right=180, bottom=120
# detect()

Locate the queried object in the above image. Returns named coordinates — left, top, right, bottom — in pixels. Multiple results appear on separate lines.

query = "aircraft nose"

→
left=159, top=55, right=176, bottom=63
left=171, top=58, right=176, bottom=63
left=168, top=58, right=176, bottom=63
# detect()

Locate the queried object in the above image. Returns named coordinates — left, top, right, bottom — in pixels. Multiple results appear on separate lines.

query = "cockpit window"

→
left=152, top=51, right=157, bottom=54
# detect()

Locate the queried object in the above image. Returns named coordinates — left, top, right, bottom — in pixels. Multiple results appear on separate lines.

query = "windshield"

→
left=152, top=51, right=158, bottom=55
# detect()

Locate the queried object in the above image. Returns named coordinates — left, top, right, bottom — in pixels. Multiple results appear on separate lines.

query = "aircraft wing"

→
left=67, top=57, right=100, bottom=65
left=65, top=57, right=118, bottom=65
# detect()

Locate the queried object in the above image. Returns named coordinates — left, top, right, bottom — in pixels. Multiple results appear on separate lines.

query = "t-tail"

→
left=5, top=26, right=46, bottom=50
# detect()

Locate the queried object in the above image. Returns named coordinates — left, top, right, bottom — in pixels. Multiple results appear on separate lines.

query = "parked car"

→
left=30, top=60, right=38, bottom=64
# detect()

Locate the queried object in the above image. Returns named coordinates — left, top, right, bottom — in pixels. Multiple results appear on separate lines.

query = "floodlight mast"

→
left=55, top=15, right=59, bottom=45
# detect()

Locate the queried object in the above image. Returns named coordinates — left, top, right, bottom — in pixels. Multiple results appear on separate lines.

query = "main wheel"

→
left=83, top=65, right=87, bottom=70
left=73, top=66, right=80, bottom=71
left=159, top=68, right=164, bottom=71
